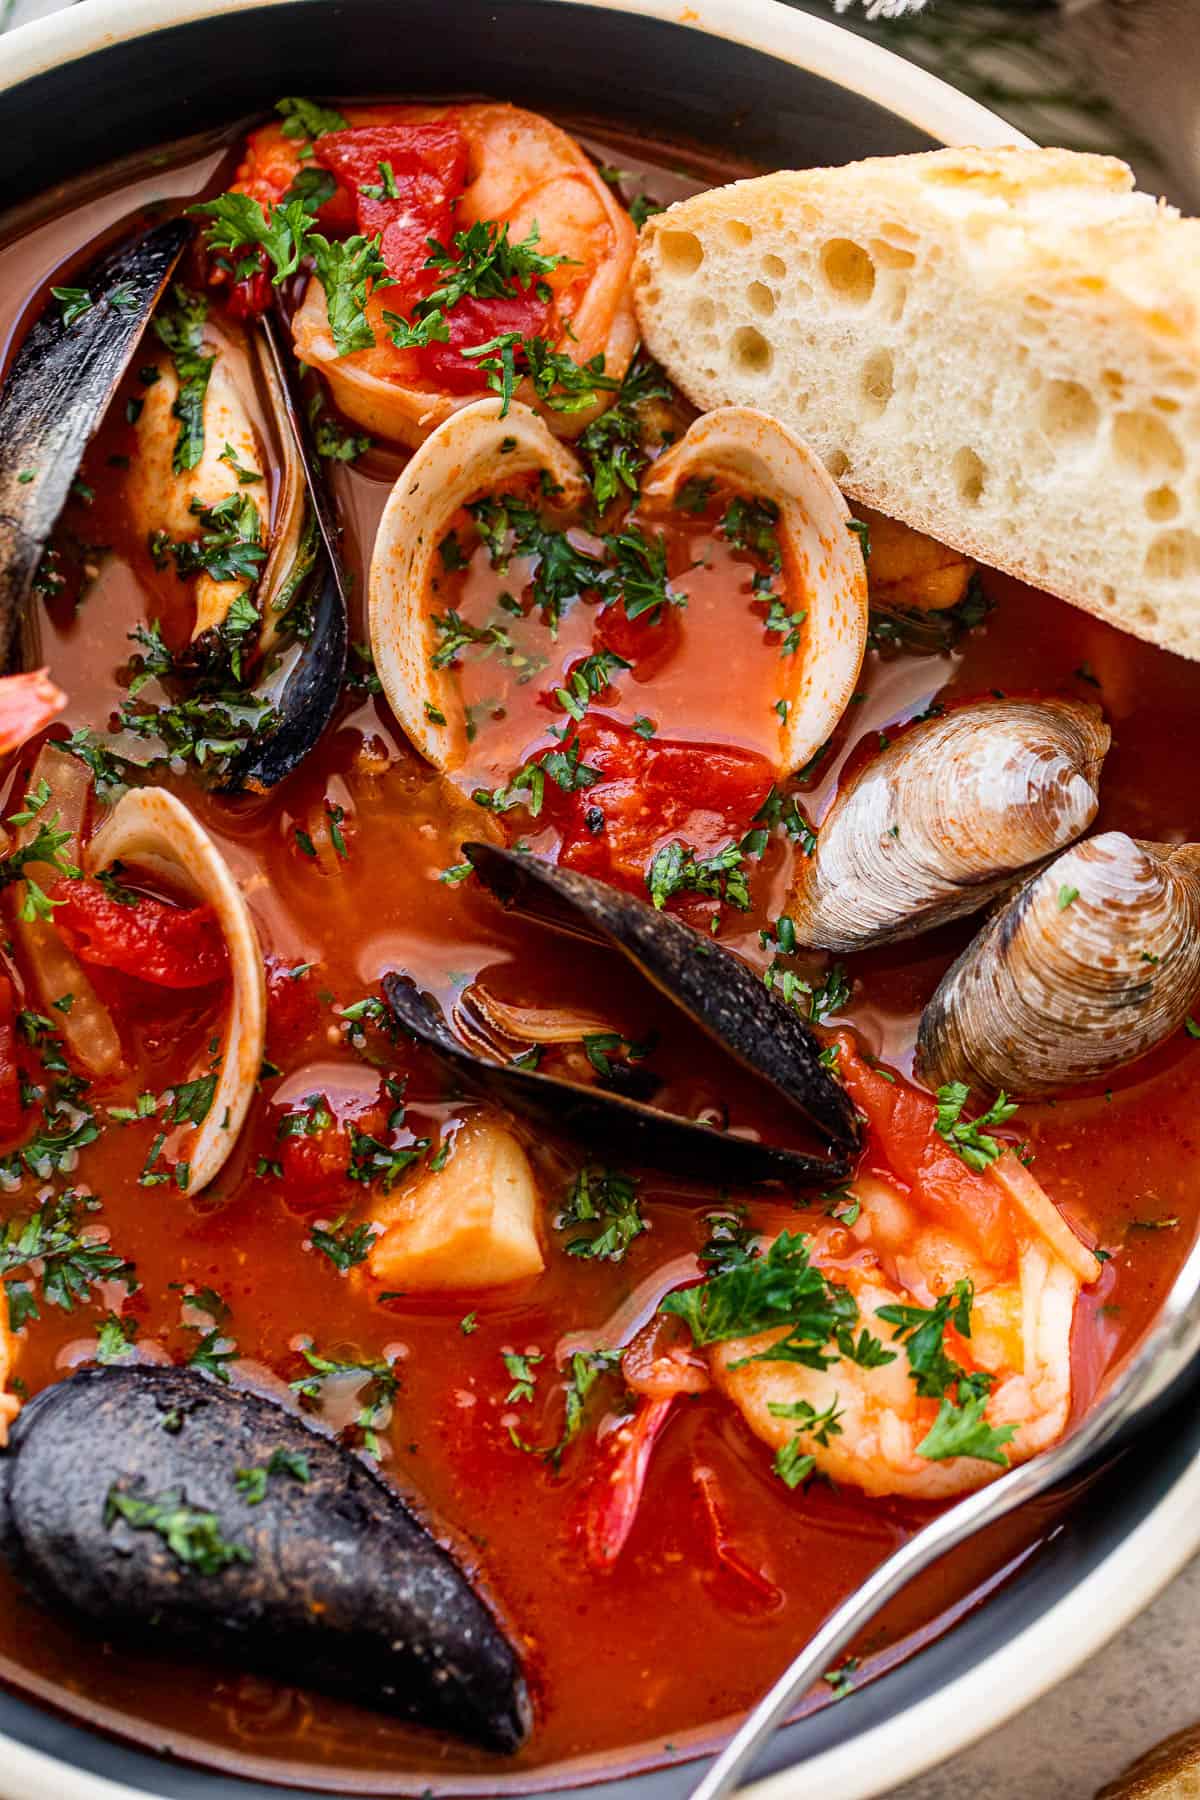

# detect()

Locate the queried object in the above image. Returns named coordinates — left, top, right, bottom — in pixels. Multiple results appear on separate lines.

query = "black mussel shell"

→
left=463, top=843, right=861, bottom=1152
left=0, top=218, right=188, bottom=674
left=384, top=975, right=852, bottom=1188
left=0, top=1365, right=528, bottom=1752
left=223, top=314, right=347, bottom=791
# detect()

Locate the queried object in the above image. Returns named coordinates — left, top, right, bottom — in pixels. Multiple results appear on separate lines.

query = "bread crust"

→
left=633, top=148, right=1200, bottom=659
left=1096, top=1722, right=1200, bottom=1798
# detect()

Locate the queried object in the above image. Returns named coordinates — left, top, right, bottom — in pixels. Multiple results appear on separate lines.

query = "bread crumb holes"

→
left=1145, top=530, right=1200, bottom=580
left=761, top=253, right=787, bottom=279
left=729, top=325, right=772, bottom=376
left=1144, top=485, right=1180, bottom=522
left=1039, top=380, right=1099, bottom=446
left=1113, top=410, right=1185, bottom=476
left=746, top=281, right=775, bottom=318
left=859, top=349, right=894, bottom=420
left=952, top=447, right=986, bottom=505
left=690, top=296, right=716, bottom=327
left=723, top=219, right=753, bottom=248
left=659, top=230, right=704, bottom=277
left=820, top=238, right=876, bottom=307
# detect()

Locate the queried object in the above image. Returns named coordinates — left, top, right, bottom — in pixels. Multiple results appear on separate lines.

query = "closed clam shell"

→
left=916, top=832, right=1200, bottom=1098
left=787, top=697, right=1110, bottom=951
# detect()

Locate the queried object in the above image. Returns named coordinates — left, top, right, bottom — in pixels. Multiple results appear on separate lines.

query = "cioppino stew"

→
left=0, top=95, right=1194, bottom=1794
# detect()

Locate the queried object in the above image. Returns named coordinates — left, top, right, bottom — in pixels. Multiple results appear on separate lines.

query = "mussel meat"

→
left=124, top=297, right=347, bottom=791
left=916, top=831, right=1200, bottom=1098
left=381, top=842, right=859, bottom=1187
left=0, top=219, right=188, bottom=673
left=788, top=697, right=1111, bottom=951
left=0, top=1364, right=528, bottom=1751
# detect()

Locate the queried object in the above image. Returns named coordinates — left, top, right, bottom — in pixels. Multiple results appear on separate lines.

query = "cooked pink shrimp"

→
left=288, top=103, right=637, bottom=446
left=711, top=1170, right=1091, bottom=1500
left=0, top=668, right=65, bottom=755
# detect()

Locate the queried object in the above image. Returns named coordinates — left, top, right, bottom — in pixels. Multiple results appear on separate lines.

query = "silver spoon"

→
left=689, top=1221, right=1200, bottom=1800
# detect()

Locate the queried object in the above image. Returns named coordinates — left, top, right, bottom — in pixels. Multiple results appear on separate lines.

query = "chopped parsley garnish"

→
left=307, top=230, right=392, bottom=355
left=51, top=285, right=94, bottom=327
left=276, top=95, right=349, bottom=140
left=105, top=1483, right=252, bottom=1574
left=877, top=1278, right=1015, bottom=1467
left=934, top=1083, right=1018, bottom=1173
left=603, top=526, right=684, bottom=622
left=502, top=1348, right=543, bottom=1405
left=233, top=1447, right=310, bottom=1504
left=95, top=1312, right=138, bottom=1363
left=557, top=1167, right=646, bottom=1261
left=310, top=1214, right=380, bottom=1271
left=576, top=350, right=672, bottom=510
left=646, top=839, right=750, bottom=914
left=151, top=287, right=216, bottom=473
left=291, top=1345, right=398, bottom=1456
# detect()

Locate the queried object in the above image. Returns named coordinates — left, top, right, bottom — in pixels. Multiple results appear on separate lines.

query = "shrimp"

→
left=284, top=104, right=637, bottom=447
left=710, top=1046, right=1101, bottom=1501
left=0, top=669, right=65, bottom=755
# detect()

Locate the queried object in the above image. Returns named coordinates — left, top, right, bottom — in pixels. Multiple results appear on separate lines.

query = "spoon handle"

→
left=686, top=1437, right=1105, bottom=1800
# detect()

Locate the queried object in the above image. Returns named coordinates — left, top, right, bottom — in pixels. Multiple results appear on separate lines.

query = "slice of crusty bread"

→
left=632, top=148, right=1200, bottom=658
left=1096, top=1722, right=1200, bottom=1798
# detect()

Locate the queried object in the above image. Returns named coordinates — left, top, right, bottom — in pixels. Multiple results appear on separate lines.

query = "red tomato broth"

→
left=0, top=112, right=1197, bottom=1796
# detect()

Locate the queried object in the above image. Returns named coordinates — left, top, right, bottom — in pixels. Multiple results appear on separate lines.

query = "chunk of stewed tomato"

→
left=540, top=717, right=774, bottom=894
left=230, top=120, right=358, bottom=232
left=48, top=878, right=229, bottom=990
left=313, top=120, right=468, bottom=301
left=834, top=1037, right=1016, bottom=1270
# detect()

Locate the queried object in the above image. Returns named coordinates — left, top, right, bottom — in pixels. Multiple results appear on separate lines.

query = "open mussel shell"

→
left=385, top=974, right=849, bottom=1187
left=219, top=316, right=347, bottom=791
left=788, top=697, right=1111, bottom=952
left=0, top=1365, right=528, bottom=1751
left=0, top=218, right=188, bottom=673
left=431, top=841, right=859, bottom=1172
left=916, top=832, right=1200, bottom=1099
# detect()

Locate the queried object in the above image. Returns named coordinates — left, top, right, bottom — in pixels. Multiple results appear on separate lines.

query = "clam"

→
left=0, top=1364, right=528, bottom=1749
left=788, top=698, right=1111, bottom=952
left=369, top=400, right=867, bottom=781
left=916, top=832, right=1200, bottom=1098
left=0, top=219, right=188, bottom=672
left=86, top=788, right=266, bottom=1192
left=381, top=842, right=860, bottom=1187
left=638, top=406, right=868, bottom=776
left=127, top=302, right=347, bottom=791
left=369, top=397, right=588, bottom=772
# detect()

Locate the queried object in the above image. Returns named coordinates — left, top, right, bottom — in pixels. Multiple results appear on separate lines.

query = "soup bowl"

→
left=0, top=3, right=1198, bottom=1798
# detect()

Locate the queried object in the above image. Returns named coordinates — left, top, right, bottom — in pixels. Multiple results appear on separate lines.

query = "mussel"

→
left=383, top=843, right=859, bottom=1187
left=0, top=224, right=346, bottom=790
left=0, top=219, right=188, bottom=672
left=917, top=831, right=1200, bottom=1098
left=0, top=1365, right=528, bottom=1751
left=369, top=399, right=868, bottom=783
left=125, top=297, right=347, bottom=791
left=788, top=697, right=1111, bottom=951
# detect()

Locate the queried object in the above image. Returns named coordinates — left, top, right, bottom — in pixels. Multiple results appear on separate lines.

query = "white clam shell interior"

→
left=86, top=788, right=266, bottom=1194
left=638, top=404, right=868, bottom=776
left=368, top=397, right=588, bottom=772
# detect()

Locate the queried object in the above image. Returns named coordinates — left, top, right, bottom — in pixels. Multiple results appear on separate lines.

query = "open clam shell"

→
left=368, top=397, right=588, bottom=772
left=0, top=219, right=187, bottom=673
left=916, top=832, right=1200, bottom=1098
left=87, top=788, right=266, bottom=1191
left=788, top=697, right=1111, bottom=952
left=395, top=840, right=862, bottom=1183
left=639, top=406, right=868, bottom=776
